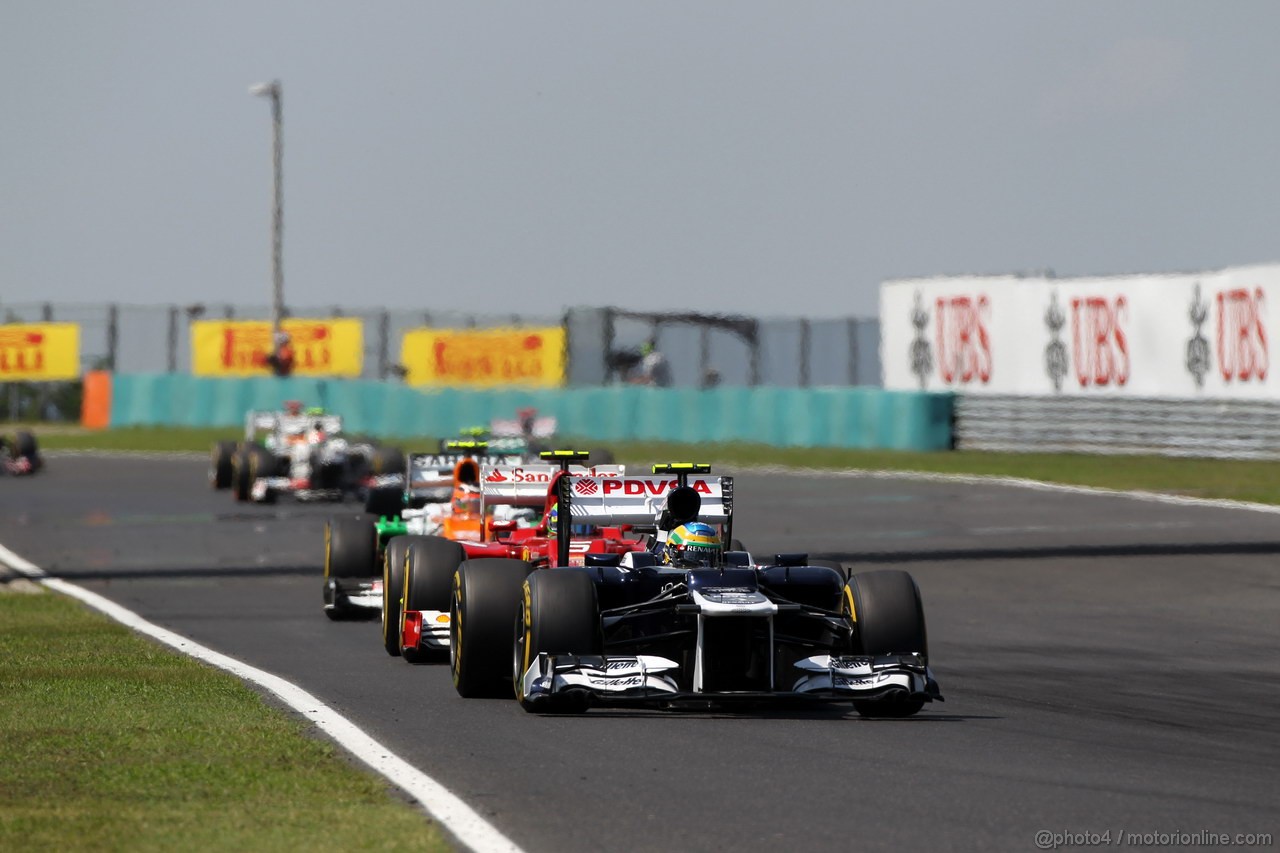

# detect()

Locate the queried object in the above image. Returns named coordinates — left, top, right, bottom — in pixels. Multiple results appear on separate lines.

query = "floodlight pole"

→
left=250, top=80, right=284, bottom=335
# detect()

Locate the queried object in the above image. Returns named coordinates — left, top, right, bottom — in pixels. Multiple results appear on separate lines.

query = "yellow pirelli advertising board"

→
left=0, top=323, right=81, bottom=380
left=400, top=326, right=565, bottom=387
left=191, top=319, right=363, bottom=377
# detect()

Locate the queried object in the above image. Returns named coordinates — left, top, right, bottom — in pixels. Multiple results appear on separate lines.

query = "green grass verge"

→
left=30, top=426, right=1280, bottom=506
left=0, top=591, right=450, bottom=853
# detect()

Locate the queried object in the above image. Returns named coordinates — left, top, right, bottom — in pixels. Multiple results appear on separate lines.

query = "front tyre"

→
left=402, top=536, right=466, bottom=663
left=450, top=559, right=534, bottom=698
left=381, top=536, right=414, bottom=657
left=323, top=516, right=376, bottom=620
left=210, top=441, right=236, bottom=490
left=231, top=449, right=252, bottom=502
left=847, top=569, right=929, bottom=718
left=515, top=570, right=600, bottom=713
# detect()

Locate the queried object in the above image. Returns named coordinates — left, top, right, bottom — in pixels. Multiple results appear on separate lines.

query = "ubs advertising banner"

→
left=191, top=319, right=363, bottom=377
left=400, top=327, right=565, bottom=387
left=0, top=323, right=81, bottom=380
left=880, top=264, right=1277, bottom=399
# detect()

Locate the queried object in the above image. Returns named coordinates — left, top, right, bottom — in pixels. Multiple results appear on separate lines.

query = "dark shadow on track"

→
left=35, top=565, right=319, bottom=581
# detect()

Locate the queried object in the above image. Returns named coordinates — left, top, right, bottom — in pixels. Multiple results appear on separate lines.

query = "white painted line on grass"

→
left=0, top=540, right=525, bottom=853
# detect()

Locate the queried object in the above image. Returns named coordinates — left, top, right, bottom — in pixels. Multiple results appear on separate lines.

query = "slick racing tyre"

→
left=364, top=486, right=403, bottom=518
left=210, top=441, right=236, bottom=490
left=401, top=536, right=467, bottom=663
left=15, top=430, right=38, bottom=461
left=846, top=569, right=929, bottom=718
left=247, top=446, right=275, bottom=503
left=810, top=558, right=847, bottom=582
left=381, top=536, right=415, bottom=657
left=372, top=447, right=406, bottom=476
left=515, top=570, right=601, bottom=713
left=323, top=516, right=376, bottom=620
left=450, top=559, right=535, bottom=698
left=231, top=449, right=253, bottom=502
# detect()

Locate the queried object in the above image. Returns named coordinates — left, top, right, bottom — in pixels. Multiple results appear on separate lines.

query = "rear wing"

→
left=560, top=474, right=729, bottom=526
left=480, top=463, right=625, bottom=508
left=244, top=411, right=343, bottom=440
left=490, top=414, right=557, bottom=439
left=405, top=452, right=526, bottom=498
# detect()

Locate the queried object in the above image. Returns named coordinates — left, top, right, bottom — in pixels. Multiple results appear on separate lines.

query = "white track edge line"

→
left=55, top=451, right=1280, bottom=516
left=734, top=465, right=1280, bottom=515
left=0, top=540, right=525, bottom=853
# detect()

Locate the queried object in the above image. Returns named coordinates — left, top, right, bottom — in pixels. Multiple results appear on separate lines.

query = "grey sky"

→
left=4, top=2, right=1279, bottom=320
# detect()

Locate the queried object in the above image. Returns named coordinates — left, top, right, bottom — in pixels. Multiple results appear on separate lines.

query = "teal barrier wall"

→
left=109, top=375, right=954, bottom=451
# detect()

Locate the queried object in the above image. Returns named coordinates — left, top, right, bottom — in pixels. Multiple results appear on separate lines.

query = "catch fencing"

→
left=0, top=302, right=882, bottom=421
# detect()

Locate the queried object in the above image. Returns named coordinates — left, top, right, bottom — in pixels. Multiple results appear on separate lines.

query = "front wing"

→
left=324, top=577, right=383, bottom=614
left=518, top=652, right=942, bottom=708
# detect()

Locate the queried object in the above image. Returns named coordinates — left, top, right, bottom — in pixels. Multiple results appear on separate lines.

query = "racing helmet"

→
left=545, top=502, right=558, bottom=537
left=664, top=522, right=722, bottom=567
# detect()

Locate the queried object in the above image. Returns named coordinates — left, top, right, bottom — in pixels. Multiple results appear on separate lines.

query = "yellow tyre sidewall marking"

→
left=323, top=523, right=331, bottom=582
left=381, top=548, right=392, bottom=644
left=451, top=571, right=464, bottom=686
left=400, top=547, right=413, bottom=649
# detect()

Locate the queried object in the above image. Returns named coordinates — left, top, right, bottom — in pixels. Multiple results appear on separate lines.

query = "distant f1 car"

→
left=209, top=403, right=404, bottom=503
left=445, top=463, right=943, bottom=718
left=321, top=441, right=532, bottom=621
left=322, top=450, right=635, bottom=663
left=0, top=430, right=42, bottom=476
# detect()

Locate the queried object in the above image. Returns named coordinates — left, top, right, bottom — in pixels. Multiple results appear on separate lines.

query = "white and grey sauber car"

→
left=447, top=463, right=942, bottom=718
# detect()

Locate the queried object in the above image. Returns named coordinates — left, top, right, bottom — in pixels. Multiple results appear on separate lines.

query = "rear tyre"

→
left=381, top=536, right=414, bottom=657
left=402, top=536, right=467, bottom=663
left=373, top=447, right=406, bottom=476
left=210, top=441, right=236, bottom=489
left=365, top=485, right=404, bottom=517
left=847, top=569, right=929, bottom=718
left=811, top=558, right=846, bottom=582
left=515, top=570, right=600, bottom=712
left=450, top=559, right=535, bottom=698
left=15, top=430, right=38, bottom=460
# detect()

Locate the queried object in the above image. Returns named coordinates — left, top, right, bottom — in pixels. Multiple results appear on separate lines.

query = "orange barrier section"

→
left=80, top=370, right=112, bottom=429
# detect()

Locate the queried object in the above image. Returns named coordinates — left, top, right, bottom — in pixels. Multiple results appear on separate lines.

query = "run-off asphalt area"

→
left=2, top=457, right=1277, bottom=853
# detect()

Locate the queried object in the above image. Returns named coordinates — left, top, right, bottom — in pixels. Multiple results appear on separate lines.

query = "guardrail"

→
left=954, top=395, right=1280, bottom=459
left=102, top=374, right=953, bottom=451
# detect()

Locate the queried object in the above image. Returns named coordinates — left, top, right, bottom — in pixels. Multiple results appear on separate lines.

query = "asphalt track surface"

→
left=3, top=457, right=1278, bottom=852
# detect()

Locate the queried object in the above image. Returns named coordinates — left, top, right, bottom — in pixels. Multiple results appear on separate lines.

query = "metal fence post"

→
left=561, top=309, right=573, bottom=387
left=699, top=325, right=711, bottom=384
left=167, top=306, right=179, bottom=372
left=106, top=304, right=119, bottom=371
left=602, top=308, right=616, bottom=383
left=847, top=318, right=859, bottom=386
left=798, top=318, right=811, bottom=388
left=377, top=311, right=390, bottom=379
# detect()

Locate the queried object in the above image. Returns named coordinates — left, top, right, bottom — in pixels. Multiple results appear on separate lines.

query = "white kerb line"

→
left=0, top=541, right=526, bottom=853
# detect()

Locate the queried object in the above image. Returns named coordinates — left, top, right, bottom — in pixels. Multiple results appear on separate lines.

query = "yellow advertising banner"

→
left=191, top=319, right=363, bottom=377
left=0, top=323, right=81, bottom=380
left=400, top=326, right=566, bottom=387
